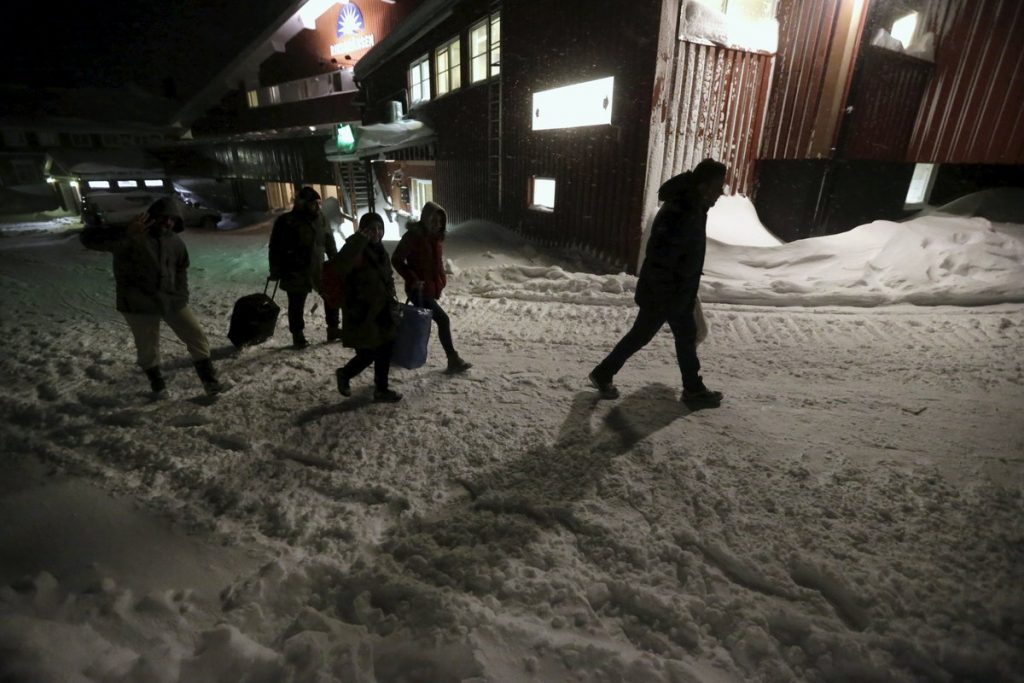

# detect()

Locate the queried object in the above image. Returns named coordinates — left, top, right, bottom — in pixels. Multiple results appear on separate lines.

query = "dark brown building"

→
left=355, top=0, right=1024, bottom=270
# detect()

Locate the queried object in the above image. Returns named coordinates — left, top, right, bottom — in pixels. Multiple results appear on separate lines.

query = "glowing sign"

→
left=336, top=124, right=356, bottom=153
left=331, top=3, right=375, bottom=57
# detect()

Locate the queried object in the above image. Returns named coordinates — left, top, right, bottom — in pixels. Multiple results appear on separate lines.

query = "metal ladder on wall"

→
left=486, top=0, right=502, bottom=216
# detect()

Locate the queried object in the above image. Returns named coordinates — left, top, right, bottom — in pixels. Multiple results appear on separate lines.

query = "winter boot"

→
left=335, top=368, right=351, bottom=397
left=326, top=326, right=343, bottom=343
left=292, top=333, right=310, bottom=349
left=373, top=387, right=403, bottom=403
left=446, top=354, right=472, bottom=374
left=682, top=377, right=722, bottom=407
left=588, top=369, right=620, bottom=400
left=144, top=366, right=167, bottom=398
left=194, top=358, right=229, bottom=396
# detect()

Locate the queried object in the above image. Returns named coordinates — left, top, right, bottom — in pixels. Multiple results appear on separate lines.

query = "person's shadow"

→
left=326, top=384, right=690, bottom=635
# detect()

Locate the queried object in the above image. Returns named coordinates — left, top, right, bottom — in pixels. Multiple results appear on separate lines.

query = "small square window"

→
left=530, top=177, right=556, bottom=211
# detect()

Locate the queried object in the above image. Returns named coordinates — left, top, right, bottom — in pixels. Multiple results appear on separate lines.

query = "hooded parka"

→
left=391, top=201, right=448, bottom=299
left=334, top=232, right=398, bottom=350
left=634, top=175, right=708, bottom=315
left=80, top=209, right=191, bottom=315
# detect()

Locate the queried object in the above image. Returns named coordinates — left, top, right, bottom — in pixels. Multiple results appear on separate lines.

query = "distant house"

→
left=353, top=0, right=1024, bottom=271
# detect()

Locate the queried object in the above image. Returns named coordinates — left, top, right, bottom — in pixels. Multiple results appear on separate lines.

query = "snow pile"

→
left=0, top=210, right=1022, bottom=682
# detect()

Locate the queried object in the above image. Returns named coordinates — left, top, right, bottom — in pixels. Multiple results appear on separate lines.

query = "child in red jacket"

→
left=391, top=202, right=471, bottom=373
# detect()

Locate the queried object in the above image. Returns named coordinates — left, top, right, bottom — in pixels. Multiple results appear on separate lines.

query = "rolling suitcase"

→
left=228, top=279, right=281, bottom=348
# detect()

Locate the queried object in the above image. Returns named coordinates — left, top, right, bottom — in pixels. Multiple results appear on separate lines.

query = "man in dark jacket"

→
left=80, top=197, right=227, bottom=397
left=268, top=186, right=339, bottom=348
left=589, top=159, right=726, bottom=406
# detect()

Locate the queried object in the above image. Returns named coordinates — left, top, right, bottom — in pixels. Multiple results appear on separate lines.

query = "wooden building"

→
left=354, top=0, right=1023, bottom=269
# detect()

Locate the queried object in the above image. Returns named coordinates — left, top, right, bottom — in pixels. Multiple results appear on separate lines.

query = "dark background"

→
left=0, top=0, right=290, bottom=101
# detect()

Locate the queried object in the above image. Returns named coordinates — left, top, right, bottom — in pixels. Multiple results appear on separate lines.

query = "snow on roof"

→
left=324, top=119, right=435, bottom=160
left=46, top=149, right=165, bottom=179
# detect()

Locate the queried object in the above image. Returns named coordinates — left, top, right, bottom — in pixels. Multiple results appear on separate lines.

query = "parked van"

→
left=80, top=179, right=221, bottom=229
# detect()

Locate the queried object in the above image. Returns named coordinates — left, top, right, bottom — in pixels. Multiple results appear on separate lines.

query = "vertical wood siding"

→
left=908, top=0, right=1024, bottom=163
left=760, top=0, right=843, bottom=159
left=659, top=41, right=774, bottom=195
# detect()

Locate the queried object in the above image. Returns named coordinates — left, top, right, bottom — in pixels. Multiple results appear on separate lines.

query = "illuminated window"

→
left=117, top=180, right=138, bottom=188
left=88, top=180, right=111, bottom=189
left=410, top=178, right=433, bottom=214
left=905, top=163, right=936, bottom=207
left=470, top=12, right=501, bottom=83
left=891, top=12, right=918, bottom=49
left=247, top=90, right=259, bottom=107
left=435, top=37, right=461, bottom=96
left=144, top=179, right=164, bottom=187
left=532, top=77, right=614, bottom=131
left=490, top=14, right=501, bottom=77
left=694, top=0, right=777, bottom=21
left=530, top=177, right=556, bottom=211
left=408, top=55, right=431, bottom=105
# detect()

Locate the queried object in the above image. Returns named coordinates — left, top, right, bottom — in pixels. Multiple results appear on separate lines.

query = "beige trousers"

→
left=122, top=305, right=210, bottom=370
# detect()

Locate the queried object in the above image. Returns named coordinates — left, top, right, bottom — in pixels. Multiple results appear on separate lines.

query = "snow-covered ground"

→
left=1, top=196, right=1022, bottom=682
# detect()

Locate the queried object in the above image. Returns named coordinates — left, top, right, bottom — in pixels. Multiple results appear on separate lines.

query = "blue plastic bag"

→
left=392, top=302, right=433, bottom=369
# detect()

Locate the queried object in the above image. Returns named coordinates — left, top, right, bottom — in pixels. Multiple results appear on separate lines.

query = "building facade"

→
left=355, top=0, right=1023, bottom=270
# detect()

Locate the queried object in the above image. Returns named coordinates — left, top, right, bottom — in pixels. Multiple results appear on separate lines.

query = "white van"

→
left=81, top=180, right=221, bottom=229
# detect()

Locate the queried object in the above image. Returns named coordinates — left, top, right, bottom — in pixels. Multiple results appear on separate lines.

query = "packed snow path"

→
left=0, top=229, right=1021, bottom=682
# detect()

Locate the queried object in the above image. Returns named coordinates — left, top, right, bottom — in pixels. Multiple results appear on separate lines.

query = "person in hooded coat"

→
left=268, top=186, right=339, bottom=348
left=80, top=197, right=227, bottom=397
left=391, top=201, right=471, bottom=373
left=333, top=212, right=402, bottom=403
left=589, top=159, right=726, bottom=406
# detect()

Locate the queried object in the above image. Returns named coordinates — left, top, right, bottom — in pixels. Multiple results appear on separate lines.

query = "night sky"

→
left=0, top=0, right=290, bottom=100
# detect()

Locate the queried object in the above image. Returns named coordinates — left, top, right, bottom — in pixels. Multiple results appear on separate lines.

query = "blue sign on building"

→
left=336, top=3, right=365, bottom=37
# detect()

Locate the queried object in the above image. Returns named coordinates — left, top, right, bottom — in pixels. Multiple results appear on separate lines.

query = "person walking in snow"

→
left=391, top=201, right=472, bottom=374
left=80, top=198, right=228, bottom=398
left=333, top=212, right=403, bottom=403
left=589, top=159, right=726, bottom=407
left=268, top=186, right=339, bottom=348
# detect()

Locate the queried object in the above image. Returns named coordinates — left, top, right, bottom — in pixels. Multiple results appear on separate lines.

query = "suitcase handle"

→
left=264, top=278, right=279, bottom=300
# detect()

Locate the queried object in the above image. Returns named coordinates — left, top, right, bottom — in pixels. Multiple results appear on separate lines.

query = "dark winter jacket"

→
left=334, top=232, right=398, bottom=349
left=634, top=177, right=708, bottom=315
left=268, top=208, right=337, bottom=294
left=80, top=223, right=190, bottom=315
left=391, top=202, right=448, bottom=299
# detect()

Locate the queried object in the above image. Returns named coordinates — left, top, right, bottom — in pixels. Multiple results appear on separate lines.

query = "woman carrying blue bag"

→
left=392, top=201, right=472, bottom=374
left=332, top=213, right=402, bottom=403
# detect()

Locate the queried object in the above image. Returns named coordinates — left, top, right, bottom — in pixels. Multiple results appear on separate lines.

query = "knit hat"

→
left=296, top=186, right=321, bottom=203
left=147, top=197, right=185, bottom=232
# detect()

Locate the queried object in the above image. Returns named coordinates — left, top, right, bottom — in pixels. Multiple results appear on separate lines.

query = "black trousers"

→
left=593, top=304, right=701, bottom=389
left=340, top=339, right=394, bottom=390
left=286, top=291, right=339, bottom=334
left=410, top=293, right=455, bottom=357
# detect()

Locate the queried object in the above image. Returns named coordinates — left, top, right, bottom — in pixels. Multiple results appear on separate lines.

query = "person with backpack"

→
left=268, top=186, right=339, bottom=348
left=333, top=213, right=402, bottom=403
left=391, top=201, right=471, bottom=374
left=80, top=198, right=228, bottom=398
left=588, top=159, right=727, bottom=407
